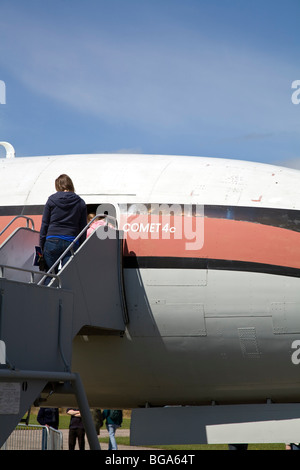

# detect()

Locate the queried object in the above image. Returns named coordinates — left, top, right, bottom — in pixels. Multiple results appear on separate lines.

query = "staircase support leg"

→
left=0, top=369, right=100, bottom=450
left=71, top=372, right=101, bottom=450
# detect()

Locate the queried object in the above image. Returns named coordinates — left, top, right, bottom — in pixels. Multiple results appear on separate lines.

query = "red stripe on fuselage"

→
left=124, top=217, right=300, bottom=270
left=1, top=214, right=300, bottom=271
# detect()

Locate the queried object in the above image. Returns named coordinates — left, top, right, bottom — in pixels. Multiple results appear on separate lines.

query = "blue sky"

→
left=0, top=0, right=299, bottom=167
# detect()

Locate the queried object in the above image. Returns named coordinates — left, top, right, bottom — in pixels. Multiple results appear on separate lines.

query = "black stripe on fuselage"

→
left=124, top=256, right=300, bottom=278
left=1, top=204, right=300, bottom=232
left=0, top=205, right=44, bottom=216
left=204, top=205, right=300, bottom=233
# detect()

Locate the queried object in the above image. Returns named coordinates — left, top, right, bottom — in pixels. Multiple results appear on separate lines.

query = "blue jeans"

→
left=43, top=238, right=77, bottom=284
left=107, top=424, right=120, bottom=450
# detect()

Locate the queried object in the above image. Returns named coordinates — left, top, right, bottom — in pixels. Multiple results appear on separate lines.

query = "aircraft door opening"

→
left=86, top=203, right=119, bottom=229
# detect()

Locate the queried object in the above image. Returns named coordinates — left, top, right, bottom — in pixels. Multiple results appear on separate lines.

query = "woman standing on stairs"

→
left=40, top=174, right=87, bottom=278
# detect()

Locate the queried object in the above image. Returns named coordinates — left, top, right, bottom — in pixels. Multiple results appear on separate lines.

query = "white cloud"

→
left=0, top=4, right=299, bottom=139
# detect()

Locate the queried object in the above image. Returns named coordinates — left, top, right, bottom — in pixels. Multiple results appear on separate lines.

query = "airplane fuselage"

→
left=1, top=153, right=300, bottom=408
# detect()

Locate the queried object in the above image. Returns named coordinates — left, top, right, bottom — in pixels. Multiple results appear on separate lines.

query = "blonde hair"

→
left=55, top=174, right=75, bottom=192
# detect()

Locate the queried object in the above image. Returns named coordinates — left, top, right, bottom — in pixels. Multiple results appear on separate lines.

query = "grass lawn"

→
left=27, top=410, right=286, bottom=450
left=27, top=410, right=131, bottom=431
left=98, top=435, right=285, bottom=450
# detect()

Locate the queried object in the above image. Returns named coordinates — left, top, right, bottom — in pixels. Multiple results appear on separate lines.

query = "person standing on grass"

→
left=67, top=408, right=85, bottom=450
left=103, top=409, right=123, bottom=450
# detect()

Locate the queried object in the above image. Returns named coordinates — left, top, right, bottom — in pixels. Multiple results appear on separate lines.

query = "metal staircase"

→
left=0, top=216, right=127, bottom=449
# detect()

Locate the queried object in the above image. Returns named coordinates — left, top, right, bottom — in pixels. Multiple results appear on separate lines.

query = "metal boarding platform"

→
left=0, top=215, right=127, bottom=449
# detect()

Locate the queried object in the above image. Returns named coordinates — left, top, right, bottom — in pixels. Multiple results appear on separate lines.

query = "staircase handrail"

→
left=0, top=215, right=35, bottom=237
left=0, top=264, right=61, bottom=286
left=37, top=214, right=118, bottom=286
left=36, top=213, right=129, bottom=324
